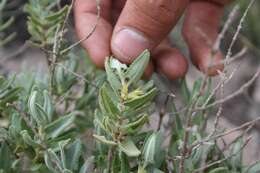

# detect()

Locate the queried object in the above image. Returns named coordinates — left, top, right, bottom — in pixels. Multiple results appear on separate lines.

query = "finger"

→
left=74, top=0, right=112, bottom=68
left=111, top=0, right=126, bottom=25
left=210, top=0, right=233, bottom=5
left=183, top=1, right=224, bottom=76
left=111, top=0, right=189, bottom=64
left=143, top=61, right=155, bottom=79
left=153, top=40, right=188, bottom=80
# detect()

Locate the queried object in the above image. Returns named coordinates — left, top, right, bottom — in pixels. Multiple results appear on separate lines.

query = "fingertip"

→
left=193, top=48, right=224, bottom=76
left=183, top=0, right=224, bottom=76
left=111, top=28, right=151, bottom=64
left=111, top=0, right=188, bottom=64
left=154, top=47, right=188, bottom=80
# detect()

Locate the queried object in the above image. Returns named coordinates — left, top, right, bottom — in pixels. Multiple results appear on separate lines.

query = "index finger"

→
left=74, top=0, right=113, bottom=68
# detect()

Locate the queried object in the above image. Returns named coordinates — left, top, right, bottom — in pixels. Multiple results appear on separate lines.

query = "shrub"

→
left=0, top=0, right=260, bottom=173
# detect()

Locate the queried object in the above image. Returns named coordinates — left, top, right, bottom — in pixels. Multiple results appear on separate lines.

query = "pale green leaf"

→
left=119, top=139, right=141, bottom=157
left=44, top=113, right=75, bottom=139
left=125, top=50, right=150, bottom=85
left=93, top=135, right=117, bottom=146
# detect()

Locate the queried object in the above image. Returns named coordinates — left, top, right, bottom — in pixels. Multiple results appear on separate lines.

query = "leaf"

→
left=124, top=88, right=157, bottom=110
left=59, top=141, right=67, bottom=169
left=138, top=166, right=147, bottom=173
left=79, top=157, right=94, bottom=173
left=46, top=6, right=68, bottom=22
left=0, top=128, right=8, bottom=140
left=125, top=50, right=150, bottom=85
left=246, top=163, right=260, bottom=173
left=180, top=78, right=190, bottom=104
left=20, top=130, right=40, bottom=148
left=28, top=90, right=48, bottom=126
left=105, top=57, right=122, bottom=94
left=65, top=139, right=82, bottom=171
left=142, top=132, right=163, bottom=166
left=121, top=114, right=148, bottom=134
left=191, top=78, right=202, bottom=100
left=43, top=90, right=53, bottom=122
left=119, top=139, right=141, bottom=157
left=44, top=149, right=62, bottom=173
left=0, top=142, right=13, bottom=172
left=44, top=113, right=75, bottom=139
left=99, top=83, right=120, bottom=119
left=153, top=168, right=165, bottom=173
left=0, top=17, right=14, bottom=32
left=110, top=58, right=127, bottom=74
left=230, top=138, right=243, bottom=170
left=93, top=135, right=117, bottom=146
left=208, top=167, right=229, bottom=173
left=120, top=152, right=130, bottom=173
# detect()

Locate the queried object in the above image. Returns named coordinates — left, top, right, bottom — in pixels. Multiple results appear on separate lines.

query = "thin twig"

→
left=191, top=116, right=260, bottom=149
left=60, top=0, right=101, bottom=55
left=212, top=5, right=239, bottom=52
left=55, top=62, right=99, bottom=89
left=192, top=136, right=252, bottom=173
left=208, top=47, right=248, bottom=68
left=225, top=0, right=255, bottom=64
left=198, top=68, right=260, bottom=110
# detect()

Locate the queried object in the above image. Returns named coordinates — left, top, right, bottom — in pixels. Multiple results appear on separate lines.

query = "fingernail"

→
left=112, top=28, right=150, bottom=63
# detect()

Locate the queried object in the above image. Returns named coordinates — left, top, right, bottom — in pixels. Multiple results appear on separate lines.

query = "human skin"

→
left=74, top=0, right=232, bottom=79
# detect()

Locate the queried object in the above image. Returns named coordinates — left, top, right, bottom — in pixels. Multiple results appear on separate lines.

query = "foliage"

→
left=0, top=1, right=260, bottom=173
left=0, top=0, right=16, bottom=46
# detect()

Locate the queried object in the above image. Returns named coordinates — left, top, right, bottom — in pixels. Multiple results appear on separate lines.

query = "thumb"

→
left=111, top=0, right=188, bottom=63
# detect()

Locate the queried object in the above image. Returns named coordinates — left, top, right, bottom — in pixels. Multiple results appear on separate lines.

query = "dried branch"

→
left=192, top=136, right=252, bottom=173
left=198, top=68, right=260, bottom=110
left=60, top=0, right=101, bottom=55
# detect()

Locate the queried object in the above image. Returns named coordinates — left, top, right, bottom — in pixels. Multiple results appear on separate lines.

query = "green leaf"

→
left=65, top=139, right=82, bottom=171
left=44, top=113, right=76, bottom=139
left=180, top=78, right=190, bottom=104
left=119, top=139, right=141, bottom=157
left=93, top=135, right=117, bottom=146
left=0, top=17, right=14, bottom=32
left=44, top=149, right=62, bottom=173
left=246, top=163, right=260, bottom=173
left=0, top=142, right=13, bottom=172
left=46, top=6, right=68, bottom=22
left=59, top=141, right=67, bottom=169
left=105, top=57, right=122, bottom=94
left=208, top=167, right=229, bottom=173
left=119, top=152, right=130, bottom=173
left=153, top=168, right=165, bottom=173
left=0, top=0, right=7, bottom=10
left=20, top=130, right=40, bottom=148
left=79, top=157, right=94, bottom=173
left=0, top=128, right=8, bottom=140
left=230, top=138, right=243, bottom=170
left=121, top=114, right=148, bottom=134
left=43, top=90, right=53, bottom=122
left=99, top=83, right=120, bottom=119
left=28, top=90, right=48, bottom=126
left=142, top=132, right=161, bottom=166
left=124, top=88, right=157, bottom=110
left=138, top=166, right=147, bottom=173
left=125, top=50, right=150, bottom=85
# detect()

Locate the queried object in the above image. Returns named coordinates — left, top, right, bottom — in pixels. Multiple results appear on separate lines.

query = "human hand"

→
left=74, top=0, right=232, bottom=79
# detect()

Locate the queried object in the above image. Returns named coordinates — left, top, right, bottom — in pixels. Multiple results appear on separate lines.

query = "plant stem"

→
left=107, top=146, right=115, bottom=172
